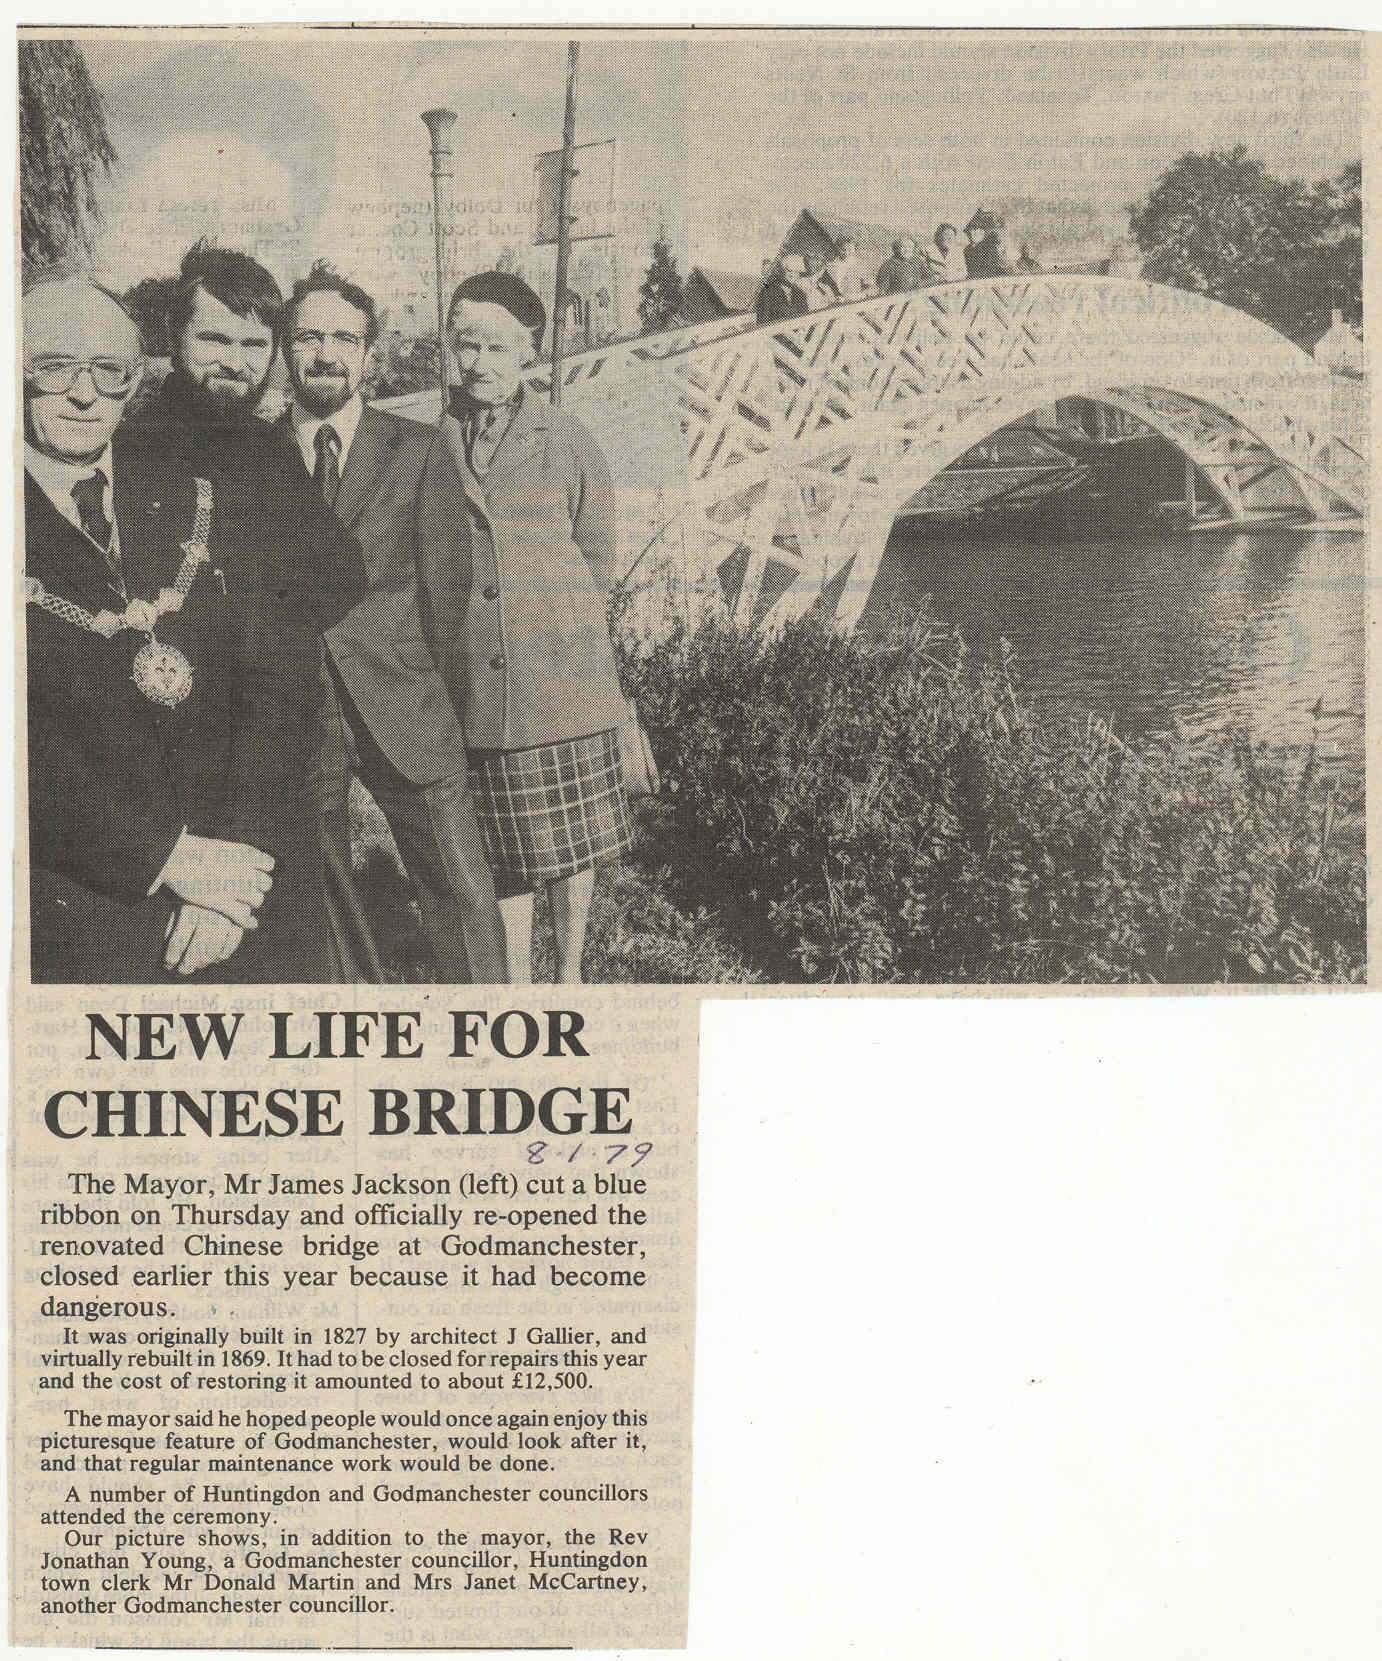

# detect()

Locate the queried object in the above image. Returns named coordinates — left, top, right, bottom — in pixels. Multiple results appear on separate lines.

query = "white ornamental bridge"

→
left=384, top=275, right=1366, bottom=635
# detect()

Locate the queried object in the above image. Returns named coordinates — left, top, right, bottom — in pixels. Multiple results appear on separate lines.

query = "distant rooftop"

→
left=688, top=265, right=761, bottom=315
left=786, top=208, right=917, bottom=266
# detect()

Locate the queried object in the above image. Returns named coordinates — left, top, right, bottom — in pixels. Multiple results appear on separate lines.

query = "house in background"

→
left=1308, top=309, right=1365, bottom=377
left=684, top=265, right=761, bottom=324
left=777, top=207, right=917, bottom=278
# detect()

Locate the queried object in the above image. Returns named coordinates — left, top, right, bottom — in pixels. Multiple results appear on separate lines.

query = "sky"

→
left=73, top=28, right=1362, bottom=331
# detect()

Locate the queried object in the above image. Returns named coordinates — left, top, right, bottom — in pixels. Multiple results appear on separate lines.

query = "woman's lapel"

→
left=484, top=389, right=551, bottom=497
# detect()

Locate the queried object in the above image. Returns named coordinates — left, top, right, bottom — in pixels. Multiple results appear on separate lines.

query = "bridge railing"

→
left=376, top=308, right=757, bottom=424
left=381, top=273, right=1330, bottom=479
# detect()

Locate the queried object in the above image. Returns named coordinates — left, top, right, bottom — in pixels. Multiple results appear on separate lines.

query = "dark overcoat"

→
left=26, top=379, right=365, bottom=984
left=965, top=238, right=1014, bottom=278
left=756, top=278, right=809, bottom=326
left=875, top=254, right=926, bottom=295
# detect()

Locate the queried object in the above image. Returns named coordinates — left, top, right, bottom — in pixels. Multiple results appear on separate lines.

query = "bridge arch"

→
left=805, top=375, right=1337, bottom=628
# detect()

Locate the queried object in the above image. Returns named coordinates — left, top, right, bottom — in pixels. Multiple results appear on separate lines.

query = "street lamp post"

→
left=422, top=107, right=458, bottom=405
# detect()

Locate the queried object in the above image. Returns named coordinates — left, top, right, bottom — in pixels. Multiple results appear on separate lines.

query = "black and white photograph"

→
left=17, top=27, right=1367, bottom=987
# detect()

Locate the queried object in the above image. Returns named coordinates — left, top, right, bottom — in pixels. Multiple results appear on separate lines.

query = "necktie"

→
left=314, top=424, right=341, bottom=507
left=72, top=468, right=122, bottom=590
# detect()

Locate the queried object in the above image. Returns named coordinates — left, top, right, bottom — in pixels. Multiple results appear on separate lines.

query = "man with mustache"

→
left=120, top=240, right=366, bottom=981
left=280, top=262, right=505, bottom=982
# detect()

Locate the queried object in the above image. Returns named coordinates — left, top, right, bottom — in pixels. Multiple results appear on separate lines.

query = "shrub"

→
left=365, top=332, right=443, bottom=400
left=618, top=610, right=1364, bottom=985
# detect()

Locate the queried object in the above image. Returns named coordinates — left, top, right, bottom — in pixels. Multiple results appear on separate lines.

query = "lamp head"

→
left=422, top=108, right=458, bottom=152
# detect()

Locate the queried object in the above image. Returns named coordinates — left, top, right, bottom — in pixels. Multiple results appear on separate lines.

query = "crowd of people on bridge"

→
left=755, top=209, right=1143, bottom=326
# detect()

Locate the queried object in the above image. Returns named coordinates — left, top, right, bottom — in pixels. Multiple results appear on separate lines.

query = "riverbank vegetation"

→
left=617, top=609, right=1363, bottom=984
left=355, top=609, right=1363, bottom=986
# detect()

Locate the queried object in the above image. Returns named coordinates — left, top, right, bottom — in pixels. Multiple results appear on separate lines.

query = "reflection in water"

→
left=870, top=518, right=1366, bottom=771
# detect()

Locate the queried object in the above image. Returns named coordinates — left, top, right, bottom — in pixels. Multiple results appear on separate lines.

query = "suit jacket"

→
left=282, top=404, right=471, bottom=785
left=756, top=279, right=808, bottom=326
left=416, top=389, right=627, bottom=753
left=26, top=379, right=366, bottom=984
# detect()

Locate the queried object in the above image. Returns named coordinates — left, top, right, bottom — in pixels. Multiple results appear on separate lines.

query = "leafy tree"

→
left=1128, top=145, right=1360, bottom=343
left=637, top=229, right=687, bottom=334
left=20, top=39, right=117, bottom=271
left=1307, top=160, right=1361, bottom=329
left=122, top=275, right=180, bottom=356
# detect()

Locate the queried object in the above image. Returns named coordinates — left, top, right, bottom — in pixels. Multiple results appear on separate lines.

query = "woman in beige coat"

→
left=424, top=271, right=632, bottom=983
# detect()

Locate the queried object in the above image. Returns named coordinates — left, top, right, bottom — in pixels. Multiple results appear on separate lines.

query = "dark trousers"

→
left=318, top=668, right=507, bottom=984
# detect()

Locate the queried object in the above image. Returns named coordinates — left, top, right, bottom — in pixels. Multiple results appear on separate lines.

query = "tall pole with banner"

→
left=422, top=107, right=457, bottom=406
left=549, top=42, right=580, bottom=408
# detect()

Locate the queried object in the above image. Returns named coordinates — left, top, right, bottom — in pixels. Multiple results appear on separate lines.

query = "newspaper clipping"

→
left=11, top=22, right=1371, bottom=1652
left=14, top=989, right=696, bottom=1649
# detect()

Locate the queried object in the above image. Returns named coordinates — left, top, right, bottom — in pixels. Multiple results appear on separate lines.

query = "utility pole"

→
left=549, top=41, right=580, bottom=408
left=422, top=107, right=457, bottom=405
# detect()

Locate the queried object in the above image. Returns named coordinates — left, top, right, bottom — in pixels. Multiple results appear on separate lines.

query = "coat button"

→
left=489, top=653, right=505, bottom=671
left=482, top=584, right=500, bottom=600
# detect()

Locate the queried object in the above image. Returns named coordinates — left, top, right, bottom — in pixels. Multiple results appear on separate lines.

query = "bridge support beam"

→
left=1196, top=464, right=1248, bottom=522
left=1286, top=467, right=1342, bottom=521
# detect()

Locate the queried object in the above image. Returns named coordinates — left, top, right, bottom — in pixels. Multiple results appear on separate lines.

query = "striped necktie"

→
left=314, top=423, right=341, bottom=507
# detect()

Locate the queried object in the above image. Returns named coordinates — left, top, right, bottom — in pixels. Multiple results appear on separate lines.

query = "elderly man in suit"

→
left=281, top=262, right=506, bottom=983
left=22, top=269, right=356, bottom=982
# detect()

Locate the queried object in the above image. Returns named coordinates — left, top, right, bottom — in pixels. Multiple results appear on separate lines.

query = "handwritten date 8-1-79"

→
left=525, top=1141, right=653, bottom=1166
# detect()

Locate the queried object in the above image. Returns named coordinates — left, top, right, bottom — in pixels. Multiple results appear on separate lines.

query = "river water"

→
left=871, top=515, right=1367, bottom=774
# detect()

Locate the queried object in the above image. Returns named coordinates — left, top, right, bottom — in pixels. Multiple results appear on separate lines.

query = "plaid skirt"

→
left=467, top=729, right=634, bottom=896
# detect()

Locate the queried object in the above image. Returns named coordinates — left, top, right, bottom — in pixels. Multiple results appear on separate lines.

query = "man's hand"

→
left=157, top=831, right=274, bottom=928
left=164, top=904, right=245, bottom=977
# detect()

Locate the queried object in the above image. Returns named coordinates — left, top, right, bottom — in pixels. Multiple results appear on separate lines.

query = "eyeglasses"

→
left=290, top=330, right=367, bottom=353
left=26, top=356, right=142, bottom=397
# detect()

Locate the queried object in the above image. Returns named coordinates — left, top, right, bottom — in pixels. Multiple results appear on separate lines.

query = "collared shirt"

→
left=25, top=440, right=116, bottom=540
left=460, top=395, right=519, bottom=478
left=290, top=392, right=364, bottom=477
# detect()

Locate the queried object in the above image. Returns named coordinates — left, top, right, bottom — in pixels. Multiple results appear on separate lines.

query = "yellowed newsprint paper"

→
left=10, top=21, right=1375, bottom=1654
left=12, top=990, right=695, bottom=1649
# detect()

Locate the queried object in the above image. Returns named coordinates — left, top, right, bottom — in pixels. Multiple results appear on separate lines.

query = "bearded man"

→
left=117, top=241, right=366, bottom=981
left=280, top=261, right=505, bottom=983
